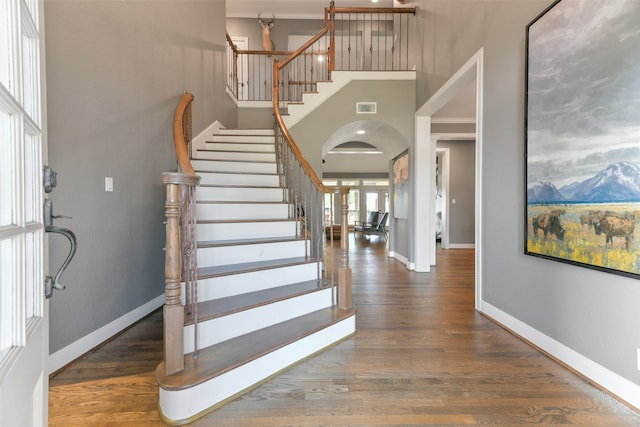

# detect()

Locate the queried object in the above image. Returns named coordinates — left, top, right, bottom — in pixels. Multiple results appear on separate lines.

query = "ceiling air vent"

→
left=356, top=102, right=376, bottom=114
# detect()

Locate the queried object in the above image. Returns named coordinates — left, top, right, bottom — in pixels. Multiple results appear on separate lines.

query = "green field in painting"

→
left=527, top=203, right=640, bottom=275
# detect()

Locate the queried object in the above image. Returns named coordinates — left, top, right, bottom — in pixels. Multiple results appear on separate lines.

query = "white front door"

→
left=0, top=0, right=48, bottom=425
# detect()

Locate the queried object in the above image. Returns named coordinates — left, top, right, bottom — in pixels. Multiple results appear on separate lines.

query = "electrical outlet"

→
left=637, top=348, right=640, bottom=371
left=105, top=177, right=113, bottom=192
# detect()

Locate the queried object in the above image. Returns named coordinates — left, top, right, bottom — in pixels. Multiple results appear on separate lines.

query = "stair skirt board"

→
left=183, top=288, right=334, bottom=352
left=191, top=160, right=277, bottom=174
left=159, top=315, right=356, bottom=425
left=196, top=220, right=297, bottom=241
left=196, top=203, right=289, bottom=221
left=197, top=240, right=309, bottom=267
left=182, top=262, right=322, bottom=302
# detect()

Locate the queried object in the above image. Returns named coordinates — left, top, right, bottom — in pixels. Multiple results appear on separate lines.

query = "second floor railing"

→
left=227, top=2, right=416, bottom=103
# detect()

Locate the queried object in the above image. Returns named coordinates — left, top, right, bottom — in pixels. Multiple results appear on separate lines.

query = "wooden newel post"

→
left=162, top=172, right=199, bottom=376
left=337, top=187, right=352, bottom=309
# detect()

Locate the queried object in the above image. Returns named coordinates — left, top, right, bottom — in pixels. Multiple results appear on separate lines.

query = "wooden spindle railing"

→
left=162, top=92, right=200, bottom=375
left=226, top=3, right=416, bottom=106
left=273, top=58, right=353, bottom=309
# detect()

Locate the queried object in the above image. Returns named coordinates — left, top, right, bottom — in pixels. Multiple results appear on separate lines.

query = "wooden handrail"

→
left=173, top=92, right=195, bottom=176
left=273, top=60, right=327, bottom=193
left=225, top=32, right=237, bottom=52
left=271, top=3, right=419, bottom=194
left=332, top=6, right=415, bottom=14
left=236, top=49, right=293, bottom=56
left=279, top=6, right=331, bottom=70
left=279, top=27, right=329, bottom=69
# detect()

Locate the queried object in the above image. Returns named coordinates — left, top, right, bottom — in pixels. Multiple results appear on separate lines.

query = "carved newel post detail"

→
left=162, top=172, right=200, bottom=376
left=337, top=187, right=352, bottom=309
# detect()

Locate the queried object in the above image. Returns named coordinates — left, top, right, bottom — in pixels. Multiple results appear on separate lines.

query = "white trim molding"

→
left=388, top=251, right=414, bottom=270
left=192, top=120, right=225, bottom=153
left=481, top=301, right=640, bottom=411
left=48, top=295, right=165, bottom=374
left=431, top=117, right=476, bottom=124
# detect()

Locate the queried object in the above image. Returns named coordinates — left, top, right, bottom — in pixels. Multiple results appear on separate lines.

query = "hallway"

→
left=49, top=236, right=640, bottom=426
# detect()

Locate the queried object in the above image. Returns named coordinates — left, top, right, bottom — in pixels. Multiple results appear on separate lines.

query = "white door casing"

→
left=231, top=37, right=248, bottom=100
left=0, top=0, right=48, bottom=425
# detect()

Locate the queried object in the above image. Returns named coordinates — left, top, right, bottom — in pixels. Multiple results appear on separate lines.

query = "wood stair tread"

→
left=195, top=170, right=279, bottom=176
left=197, top=183, right=282, bottom=189
left=185, top=279, right=330, bottom=325
left=197, top=256, right=318, bottom=278
left=156, top=306, right=356, bottom=391
left=196, top=200, right=289, bottom=205
left=198, top=236, right=304, bottom=247
left=196, top=148, right=274, bottom=154
left=204, top=140, right=274, bottom=145
left=198, top=218, right=295, bottom=225
left=191, top=158, right=275, bottom=164
left=216, top=129, right=274, bottom=134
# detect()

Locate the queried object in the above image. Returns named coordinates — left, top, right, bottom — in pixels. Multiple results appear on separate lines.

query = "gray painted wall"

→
left=237, top=107, right=273, bottom=129
left=226, top=17, right=325, bottom=52
left=438, top=140, right=475, bottom=245
left=415, top=0, right=640, bottom=386
left=45, top=0, right=236, bottom=354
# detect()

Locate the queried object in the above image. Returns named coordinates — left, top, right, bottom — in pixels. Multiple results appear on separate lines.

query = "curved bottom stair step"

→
left=184, top=279, right=332, bottom=325
left=156, top=306, right=356, bottom=424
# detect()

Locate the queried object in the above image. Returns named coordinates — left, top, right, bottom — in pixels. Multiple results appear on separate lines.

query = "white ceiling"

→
left=227, top=0, right=397, bottom=19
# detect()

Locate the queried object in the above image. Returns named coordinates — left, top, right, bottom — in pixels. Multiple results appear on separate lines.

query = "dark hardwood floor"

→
left=49, top=235, right=640, bottom=426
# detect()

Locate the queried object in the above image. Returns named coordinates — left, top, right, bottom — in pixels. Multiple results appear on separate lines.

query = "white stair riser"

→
left=196, top=186, right=284, bottom=202
left=198, top=172, right=280, bottom=187
left=195, top=150, right=275, bottom=162
left=184, top=288, right=334, bottom=352
left=197, top=203, right=289, bottom=221
left=217, top=128, right=274, bottom=136
left=209, top=135, right=275, bottom=144
left=159, top=316, right=356, bottom=424
left=188, top=263, right=322, bottom=302
left=197, top=240, right=308, bottom=267
left=192, top=159, right=277, bottom=174
left=203, top=142, right=275, bottom=153
left=197, top=221, right=297, bottom=241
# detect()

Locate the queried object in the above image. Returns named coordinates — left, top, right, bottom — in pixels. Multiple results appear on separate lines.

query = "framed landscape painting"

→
left=525, top=0, right=640, bottom=277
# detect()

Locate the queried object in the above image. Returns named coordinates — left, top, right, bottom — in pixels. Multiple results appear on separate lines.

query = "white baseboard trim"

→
left=48, top=294, right=165, bottom=375
left=388, top=251, right=415, bottom=270
left=481, top=301, right=640, bottom=411
left=447, top=243, right=475, bottom=249
left=192, top=120, right=225, bottom=153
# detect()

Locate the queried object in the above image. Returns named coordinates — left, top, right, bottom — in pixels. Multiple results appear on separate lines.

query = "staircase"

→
left=156, top=127, right=356, bottom=424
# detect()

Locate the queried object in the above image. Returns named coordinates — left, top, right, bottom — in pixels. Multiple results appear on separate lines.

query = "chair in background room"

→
left=354, top=211, right=381, bottom=238
left=363, top=211, right=389, bottom=241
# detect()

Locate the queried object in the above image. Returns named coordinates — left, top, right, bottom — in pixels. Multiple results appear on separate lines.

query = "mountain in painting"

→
left=527, top=181, right=563, bottom=203
left=566, top=161, right=640, bottom=203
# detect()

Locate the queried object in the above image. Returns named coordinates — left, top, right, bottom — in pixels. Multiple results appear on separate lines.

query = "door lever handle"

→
left=44, top=199, right=77, bottom=299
